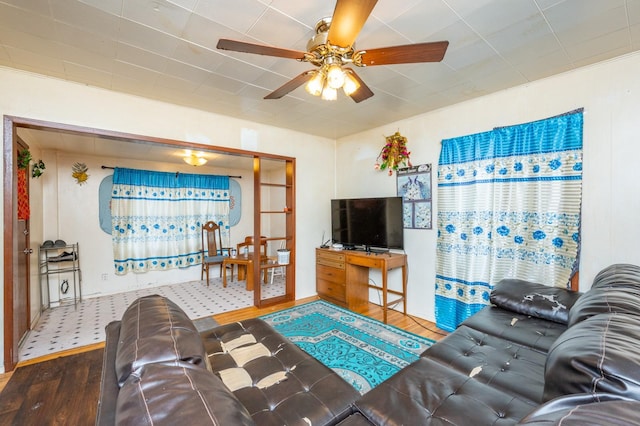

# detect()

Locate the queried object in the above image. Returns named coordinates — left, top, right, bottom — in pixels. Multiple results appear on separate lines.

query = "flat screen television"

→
left=331, top=196, right=404, bottom=251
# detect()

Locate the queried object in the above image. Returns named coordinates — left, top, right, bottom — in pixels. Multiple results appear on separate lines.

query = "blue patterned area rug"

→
left=260, top=300, right=435, bottom=394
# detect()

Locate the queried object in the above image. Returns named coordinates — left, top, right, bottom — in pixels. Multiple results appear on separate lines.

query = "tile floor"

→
left=19, top=274, right=286, bottom=362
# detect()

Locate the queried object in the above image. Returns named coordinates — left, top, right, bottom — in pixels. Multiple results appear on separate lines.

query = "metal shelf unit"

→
left=39, top=242, right=82, bottom=310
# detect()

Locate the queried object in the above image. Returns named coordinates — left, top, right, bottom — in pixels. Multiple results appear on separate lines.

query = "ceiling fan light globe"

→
left=326, top=64, right=345, bottom=89
left=305, top=72, right=325, bottom=96
left=343, top=72, right=360, bottom=96
left=321, top=86, right=337, bottom=101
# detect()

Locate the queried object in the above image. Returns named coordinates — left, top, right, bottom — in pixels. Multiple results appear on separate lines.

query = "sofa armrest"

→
left=114, top=294, right=208, bottom=386
left=518, top=393, right=640, bottom=425
left=490, top=278, right=581, bottom=324
left=116, top=361, right=255, bottom=426
left=96, top=321, right=121, bottom=426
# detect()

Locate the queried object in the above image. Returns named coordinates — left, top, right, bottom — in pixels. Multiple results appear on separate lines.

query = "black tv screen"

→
left=331, top=197, right=404, bottom=251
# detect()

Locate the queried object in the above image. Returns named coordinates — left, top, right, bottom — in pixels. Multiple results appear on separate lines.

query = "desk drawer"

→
left=317, top=279, right=346, bottom=302
left=316, top=250, right=345, bottom=269
left=316, top=264, right=346, bottom=283
left=346, top=253, right=383, bottom=269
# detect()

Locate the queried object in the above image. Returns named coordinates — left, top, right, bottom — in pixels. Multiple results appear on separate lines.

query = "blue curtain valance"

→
left=113, top=167, right=229, bottom=189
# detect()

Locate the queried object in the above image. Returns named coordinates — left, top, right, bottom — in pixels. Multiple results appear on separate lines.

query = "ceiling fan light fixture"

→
left=305, top=71, right=325, bottom=96
left=218, top=0, right=449, bottom=104
left=326, top=63, right=345, bottom=89
left=183, top=153, right=207, bottom=166
left=342, top=71, right=360, bottom=96
left=321, top=85, right=337, bottom=101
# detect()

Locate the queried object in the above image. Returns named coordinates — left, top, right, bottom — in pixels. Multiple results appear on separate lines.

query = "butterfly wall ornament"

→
left=72, top=162, right=89, bottom=185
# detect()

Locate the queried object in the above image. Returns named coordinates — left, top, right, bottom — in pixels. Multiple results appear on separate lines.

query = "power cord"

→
left=404, top=312, right=449, bottom=337
left=369, top=278, right=448, bottom=338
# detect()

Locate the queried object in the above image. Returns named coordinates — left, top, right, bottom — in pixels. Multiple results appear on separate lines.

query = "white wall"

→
left=4, top=50, right=640, bottom=368
left=0, top=66, right=336, bottom=370
left=336, top=51, right=640, bottom=323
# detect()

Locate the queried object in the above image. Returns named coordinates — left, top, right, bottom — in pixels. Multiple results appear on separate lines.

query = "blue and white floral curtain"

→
left=111, top=168, right=230, bottom=275
left=435, top=110, right=583, bottom=331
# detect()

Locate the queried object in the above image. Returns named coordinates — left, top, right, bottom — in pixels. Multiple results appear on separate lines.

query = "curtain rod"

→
left=101, top=165, right=241, bottom=179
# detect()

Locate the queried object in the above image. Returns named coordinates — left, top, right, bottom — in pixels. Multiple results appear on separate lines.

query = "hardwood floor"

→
left=0, top=349, right=103, bottom=426
left=0, top=297, right=447, bottom=425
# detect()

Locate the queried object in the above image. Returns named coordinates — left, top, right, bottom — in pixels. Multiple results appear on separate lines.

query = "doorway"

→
left=3, top=115, right=296, bottom=372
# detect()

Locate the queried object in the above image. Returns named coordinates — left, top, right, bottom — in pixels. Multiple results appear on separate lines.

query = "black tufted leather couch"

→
left=96, top=295, right=359, bottom=425
left=339, top=264, right=640, bottom=426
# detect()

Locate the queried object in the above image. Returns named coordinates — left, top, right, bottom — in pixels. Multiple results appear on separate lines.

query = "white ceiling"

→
left=2, top=0, right=640, bottom=142
left=16, top=126, right=267, bottom=170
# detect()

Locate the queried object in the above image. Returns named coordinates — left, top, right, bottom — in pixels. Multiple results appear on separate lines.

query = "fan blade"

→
left=217, top=39, right=308, bottom=60
left=343, top=68, right=374, bottom=103
left=328, top=0, right=378, bottom=48
left=264, top=71, right=315, bottom=100
left=358, top=41, right=449, bottom=66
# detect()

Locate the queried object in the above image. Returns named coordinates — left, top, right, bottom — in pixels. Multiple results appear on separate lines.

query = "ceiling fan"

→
left=216, top=0, right=449, bottom=103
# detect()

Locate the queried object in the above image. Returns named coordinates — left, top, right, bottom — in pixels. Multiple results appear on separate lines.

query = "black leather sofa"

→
left=98, top=264, right=640, bottom=425
left=340, top=263, right=640, bottom=425
left=96, top=294, right=360, bottom=425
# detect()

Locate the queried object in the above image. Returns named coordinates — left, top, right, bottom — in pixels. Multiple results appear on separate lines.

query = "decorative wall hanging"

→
left=72, top=162, right=89, bottom=185
left=397, top=164, right=432, bottom=229
left=98, top=175, right=113, bottom=234
left=17, top=149, right=31, bottom=220
left=375, top=131, right=411, bottom=176
left=32, top=159, right=46, bottom=178
left=18, top=149, right=32, bottom=170
left=17, top=148, right=46, bottom=178
left=17, top=167, right=30, bottom=220
left=228, top=178, right=242, bottom=226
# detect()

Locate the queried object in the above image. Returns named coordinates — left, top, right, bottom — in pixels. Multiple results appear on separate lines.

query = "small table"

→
left=222, top=254, right=270, bottom=291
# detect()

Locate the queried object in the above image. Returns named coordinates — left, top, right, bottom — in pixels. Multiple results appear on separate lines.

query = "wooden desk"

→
left=222, top=255, right=274, bottom=291
left=316, top=248, right=407, bottom=323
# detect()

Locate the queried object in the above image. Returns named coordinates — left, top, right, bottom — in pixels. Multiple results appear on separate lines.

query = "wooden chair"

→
left=201, top=221, right=231, bottom=286
left=236, top=235, right=267, bottom=256
left=236, top=236, right=269, bottom=283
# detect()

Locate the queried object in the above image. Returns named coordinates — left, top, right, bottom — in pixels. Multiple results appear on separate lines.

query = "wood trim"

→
left=253, top=157, right=296, bottom=308
left=3, top=115, right=293, bottom=161
left=3, top=116, right=17, bottom=372
left=285, top=159, right=295, bottom=302
left=3, top=115, right=297, bottom=371
left=570, top=271, right=579, bottom=291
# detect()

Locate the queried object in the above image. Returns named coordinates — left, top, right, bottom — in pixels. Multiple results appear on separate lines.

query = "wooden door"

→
left=15, top=139, right=31, bottom=349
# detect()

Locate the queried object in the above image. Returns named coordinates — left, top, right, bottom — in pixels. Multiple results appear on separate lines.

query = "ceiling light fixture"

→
left=183, top=152, right=207, bottom=166
left=300, top=19, right=365, bottom=101
left=305, top=64, right=360, bottom=100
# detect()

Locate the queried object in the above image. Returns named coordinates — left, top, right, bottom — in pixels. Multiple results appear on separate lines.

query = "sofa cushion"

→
left=201, top=318, right=360, bottom=426
left=423, top=325, right=548, bottom=403
left=353, top=356, right=536, bottom=425
left=491, top=278, right=580, bottom=324
left=568, top=264, right=640, bottom=326
left=116, top=361, right=255, bottom=425
left=543, top=312, right=640, bottom=402
left=459, top=306, right=567, bottom=353
left=114, top=294, right=207, bottom=386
